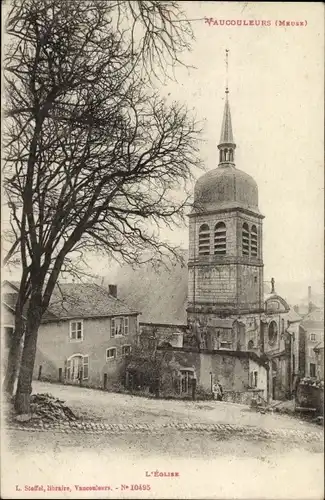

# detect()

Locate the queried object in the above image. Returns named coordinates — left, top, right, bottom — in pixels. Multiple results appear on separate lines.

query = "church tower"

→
left=187, top=56, right=264, bottom=323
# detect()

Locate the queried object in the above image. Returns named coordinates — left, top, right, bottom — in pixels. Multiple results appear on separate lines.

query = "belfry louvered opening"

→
left=214, top=222, right=226, bottom=255
left=251, top=225, right=258, bottom=257
left=242, top=223, right=249, bottom=255
left=198, top=224, right=210, bottom=255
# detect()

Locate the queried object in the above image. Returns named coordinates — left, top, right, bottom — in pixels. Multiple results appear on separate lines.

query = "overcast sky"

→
left=102, top=2, right=324, bottom=291
left=3, top=2, right=324, bottom=295
left=160, top=2, right=324, bottom=290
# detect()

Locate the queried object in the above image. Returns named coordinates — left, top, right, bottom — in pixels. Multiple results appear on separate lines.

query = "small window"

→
left=250, top=371, right=258, bottom=388
left=281, top=318, right=285, bottom=334
left=214, top=222, right=226, bottom=255
left=242, top=223, right=249, bottom=256
left=310, top=333, right=316, bottom=342
left=122, top=345, right=131, bottom=356
left=268, top=321, right=278, bottom=345
left=251, top=225, right=258, bottom=257
left=198, top=224, right=210, bottom=256
left=70, top=320, right=83, bottom=341
left=309, top=363, right=316, bottom=378
left=106, top=348, right=117, bottom=361
left=111, top=317, right=125, bottom=337
left=220, top=341, right=231, bottom=349
left=180, top=370, right=195, bottom=394
left=247, top=339, right=254, bottom=350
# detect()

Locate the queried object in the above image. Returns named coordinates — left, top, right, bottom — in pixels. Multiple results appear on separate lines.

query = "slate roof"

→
left=3, top=281, right=139, bottom=323
left=3, top=293, right=18, bottom=312
left=2, top=292, right=29, bottom=318
left=42, top=283, right=139, bottom=322
left=286, top=309, right=302, bottom=323
left=302, top=308, right=324, bottom=323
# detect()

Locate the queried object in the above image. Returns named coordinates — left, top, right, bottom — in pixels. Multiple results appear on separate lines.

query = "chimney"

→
left=308, top=286, right=312, bottom=313
left=108, top=284, right=117, bottom=298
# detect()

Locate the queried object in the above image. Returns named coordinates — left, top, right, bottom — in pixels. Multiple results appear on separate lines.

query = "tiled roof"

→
left=3, top=293, right=17, bottom=312
left=3, top=281, right=139, bottom=322
left=42, top=283, right=139, bottom=321
left=302, top=308, right=324, bottom=323
left=286, top=309, right=302, bottom=323
left=2, top=292, right=29, bottom=318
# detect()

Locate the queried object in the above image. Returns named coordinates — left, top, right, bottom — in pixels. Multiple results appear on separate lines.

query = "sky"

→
left=99, top=1, right=325, bottom=295
left=2, top=2, right=324, bottom=298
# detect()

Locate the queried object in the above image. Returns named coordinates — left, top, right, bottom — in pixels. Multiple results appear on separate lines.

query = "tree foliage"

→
left=2, top=0, right=201, bottom=411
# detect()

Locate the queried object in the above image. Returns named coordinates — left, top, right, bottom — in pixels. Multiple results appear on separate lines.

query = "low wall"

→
left=296, top=384, right=324, bottom=415
left=223, top=389, right=264, bottom=405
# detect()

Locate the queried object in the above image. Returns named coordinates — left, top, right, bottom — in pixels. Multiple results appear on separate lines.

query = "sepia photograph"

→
left=1, top=1, right=324, bottom=499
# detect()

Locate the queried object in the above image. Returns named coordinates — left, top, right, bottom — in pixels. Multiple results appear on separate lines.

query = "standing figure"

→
left=213, top=380, right=223, bottom=401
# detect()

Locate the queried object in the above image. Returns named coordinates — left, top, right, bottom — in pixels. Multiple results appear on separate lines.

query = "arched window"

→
left=198, top=224, right=210, bottom=255
left=247, top=339, right=254, bottom=350
left=214, top=222, right=226, bottom=255
left=268, top=321, right=278, bottom=346
left=66, top=354, right=89, bottom=381
left=251, top=225, right=258, bottom=257
left=242, top=223, right=249, bottom=255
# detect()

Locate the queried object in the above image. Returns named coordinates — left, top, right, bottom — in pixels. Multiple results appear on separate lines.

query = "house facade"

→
left=300, top=307, right=324, bottom=378
left=314, top=342, right=324, bottom=381
left=2, top=281, right=139, bottom=390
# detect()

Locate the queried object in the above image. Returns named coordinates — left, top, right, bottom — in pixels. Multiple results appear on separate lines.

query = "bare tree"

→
left=3, top=0, right=201, bottom=413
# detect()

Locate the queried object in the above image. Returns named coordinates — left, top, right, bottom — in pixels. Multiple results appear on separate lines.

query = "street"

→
left=2, top=382, right=324, bottom=499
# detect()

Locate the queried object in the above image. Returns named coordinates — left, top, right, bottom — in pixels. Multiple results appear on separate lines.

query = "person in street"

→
left=213, top=380, right=223, bottom=401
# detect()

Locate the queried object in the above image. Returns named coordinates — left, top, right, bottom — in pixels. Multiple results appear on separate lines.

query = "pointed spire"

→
left=218, top=49, right=236, bottom=166
left=219, top=96, right=234, bottom=144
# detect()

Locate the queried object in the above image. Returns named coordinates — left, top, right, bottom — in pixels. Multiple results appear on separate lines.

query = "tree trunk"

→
left=15, top=301, right=42, bottom=414
left=2, top=332, right=23, bottom=397
left=3, top=318, right=25, bottom=397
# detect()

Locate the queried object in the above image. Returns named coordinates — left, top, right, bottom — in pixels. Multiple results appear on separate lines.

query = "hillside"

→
left=102, top=256, right=188, bottom=325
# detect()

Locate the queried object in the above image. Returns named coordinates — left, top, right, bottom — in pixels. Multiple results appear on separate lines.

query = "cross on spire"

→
left=225, top=49, right=229, bottom=95
left=218, top=49, right=236, bottom=166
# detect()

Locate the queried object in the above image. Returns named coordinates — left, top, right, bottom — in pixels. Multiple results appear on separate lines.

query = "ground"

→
left=2, top=382, right=324, bottom=500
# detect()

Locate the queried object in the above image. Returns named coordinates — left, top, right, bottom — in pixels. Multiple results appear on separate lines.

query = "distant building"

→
left=314, top=342, right=324, bottom=380
left=301, top=306, right=324, bottom=378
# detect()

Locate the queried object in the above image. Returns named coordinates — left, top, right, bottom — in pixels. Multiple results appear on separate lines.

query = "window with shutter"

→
left=111, top=318, right=116, bottom=337
left=214, top=222, right=226, bottom=255
left=198, top=224, right=210, bottom=256
left=251, top=225, right=258, bottom=257
left=124, top=317, right=129, bottom=335
left=242, top=223, right=249, bottom=256
left=83, top=355, right=89, bottom=380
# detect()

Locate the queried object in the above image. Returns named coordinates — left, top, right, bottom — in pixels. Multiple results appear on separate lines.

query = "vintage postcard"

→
left=1, top=1, right=324, bottom=499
